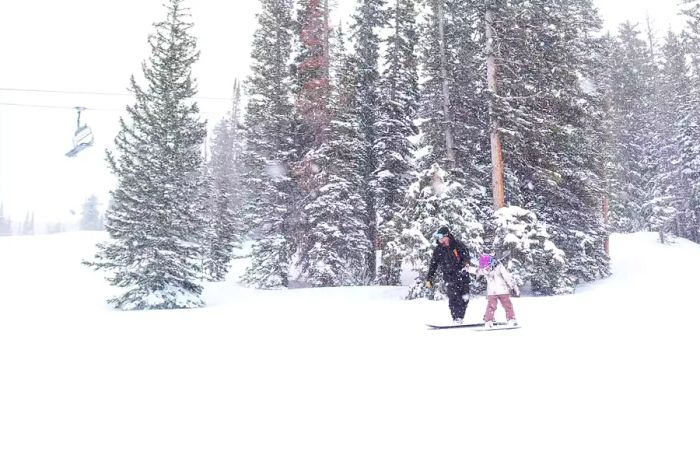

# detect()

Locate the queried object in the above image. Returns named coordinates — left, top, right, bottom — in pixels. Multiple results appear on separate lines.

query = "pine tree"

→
left=646, top=31, right=689, bottom=242
left=607, top=22, right=656, bottom=233
left=375, top=0, right=420, bottom=285
left=445, top=0, right=610, bottom=286
left=417, top=0, right=489, bottom=178
left=676, top=0, right=700, bottom=242
left=293, top=0, right=331, bottom=151
left=489, top=206, right=569, bottom=295
left=391, top=163, right=484, bottom=299
left=290, top=0, right=333, bottom=278
left=79, top=194, right=103, bottom=230
left=204, top=81, right=246, bottom=281
left=416, top=0, right=493, bottom=238
left=450, top=2, right=491, bottom=183
left=86, top=0, right=207, bottom=310
left=294, top=25, right=371, bottom=286
left=241, top=0, right=296, bottom=288
left=350, top=0, right=386, bottom=280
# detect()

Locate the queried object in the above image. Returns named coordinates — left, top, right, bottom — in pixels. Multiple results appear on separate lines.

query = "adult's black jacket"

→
left=426, top=235, right=471, bottom=285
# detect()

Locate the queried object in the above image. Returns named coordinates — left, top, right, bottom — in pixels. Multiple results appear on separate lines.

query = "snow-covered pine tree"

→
left=483, top=0, right=609, bottom=285
left=374, top=0, right=420, bottom=285
left=293, top=0, right=331, bottom=152
left=416, top=0, right=450, bottom=170
left=646, top=31, right=689, bottom=242
left=593, top=33, right=620, bottom=255
left=417, top=0, right=489, bottom=179
left=203, top=80, right=246, bottom=281
left=296, top=27, right=372, bottom=286
left=391, top=163, right=484, bottom=299
left=607, top=22, right=656, bottom=233
left=241, top=0, right=296, bottom=288
left=79, top=194, right=103, bottom=231
left=412, top=0, right=492, bottom=278
left=450, top=2, right=491, bottom=183
left=350, top=0, right=386, bottom=280
left=676, top=0, right=700, bottom=242
left=422, top=0, right=456, bottom=168
left=489, top=206, right=569, bottom=295
left=290, top=0, right=333, bottom=277
left=86, top=0, right=207, bottom=310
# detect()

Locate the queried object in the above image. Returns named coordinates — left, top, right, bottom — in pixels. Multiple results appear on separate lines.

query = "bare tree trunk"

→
left=485, top=9, right=504, bottom=210
left=603, top=196, right=610, bottom=256
left=324, top=0, right=330, bottom=84
left=320, top=0, right=331, bottom=145
left=645, top=14, right=656, bottom=63
left=437, top=0, right=456, bottom=168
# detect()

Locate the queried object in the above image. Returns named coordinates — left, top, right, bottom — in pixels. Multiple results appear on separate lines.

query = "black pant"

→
left=445, top=274, right=470, bottom=321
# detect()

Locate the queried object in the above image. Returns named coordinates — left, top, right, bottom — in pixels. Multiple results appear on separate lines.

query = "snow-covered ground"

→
left=1, top=231, right=698, bottom=462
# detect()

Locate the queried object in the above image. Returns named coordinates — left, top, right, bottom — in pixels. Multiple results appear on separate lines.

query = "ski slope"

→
left=0, top=231, right=698, bottom=462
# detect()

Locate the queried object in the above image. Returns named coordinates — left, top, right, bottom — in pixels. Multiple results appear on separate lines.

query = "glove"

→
left=511, top=288, right=520, bottom=297
left=425, top=280, right=433, bottom=289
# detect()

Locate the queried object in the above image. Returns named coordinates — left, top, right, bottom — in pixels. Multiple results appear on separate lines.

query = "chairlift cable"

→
left=0, top=87, right=234, bottom=101
left=0, top=101, right=229, bottom=116
left=0, top=101, right=122, bottom=111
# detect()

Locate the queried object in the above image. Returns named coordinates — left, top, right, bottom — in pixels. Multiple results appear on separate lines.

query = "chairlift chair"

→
left=65, top=107, right=94, bottom=157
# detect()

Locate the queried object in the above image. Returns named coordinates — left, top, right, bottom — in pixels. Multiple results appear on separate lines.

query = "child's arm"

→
left=498, top=265, right=520, bottom=296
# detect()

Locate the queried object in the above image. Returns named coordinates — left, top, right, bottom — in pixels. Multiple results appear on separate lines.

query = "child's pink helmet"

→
left=479, top=254, right=493, bottom=268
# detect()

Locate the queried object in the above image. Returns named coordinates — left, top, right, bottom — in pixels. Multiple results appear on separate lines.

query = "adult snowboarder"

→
left=425, top=226, right=471, bottom=324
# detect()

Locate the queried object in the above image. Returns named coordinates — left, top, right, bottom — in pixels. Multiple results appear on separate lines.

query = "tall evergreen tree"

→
left=294, top=0, right=331, bottom=152
left=204, top=80, right=246, bottom=281
left=241, top=0, right=296, bottom=288
left=485, top=0, right=609, bottom=285
left=297, top=28, right=372, bottom=286
left=350, top=0, right=386, bottom=280
left=86, top=0, right=207, bottom=310
left=79, top=194, right=103, bottom=231
left=291, top=0, right=333, bottom=273
left=375, top=0, right=420, bottom=285
left=607, top=22, right=656, bottom=233
left=416, top=0, right=492, bottom=235
left=417, top=0, right=489, bottom=178
left=676, top=0, right=700, bottom=242
left=646, top=31, right=689, bottom=241
left=587, top=33, right=617, bottom=257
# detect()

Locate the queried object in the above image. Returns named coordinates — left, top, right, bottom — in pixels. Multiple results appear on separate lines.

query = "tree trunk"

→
left=603, top=196, right=610, bottom=256
left=324, top=0, right=330, bottom=84
left=485, top=9, right=504, bottom=210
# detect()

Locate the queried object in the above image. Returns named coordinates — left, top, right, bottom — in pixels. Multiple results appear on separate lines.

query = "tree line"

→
left=84, top=0, right=700, bottom=309
left=0, top=196, right=103, bottom=235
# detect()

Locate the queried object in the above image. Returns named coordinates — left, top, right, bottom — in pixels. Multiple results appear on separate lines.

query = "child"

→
left=467, top=254, right=519, bottom=328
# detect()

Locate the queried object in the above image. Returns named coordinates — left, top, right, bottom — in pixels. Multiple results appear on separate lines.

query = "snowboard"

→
left=426, top=321, right=520, bottom=331
left=470, top=324, right=521, bottom=331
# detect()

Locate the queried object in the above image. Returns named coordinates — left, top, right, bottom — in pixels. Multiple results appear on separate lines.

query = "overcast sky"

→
left=0, top=0, right=687, bottom=228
